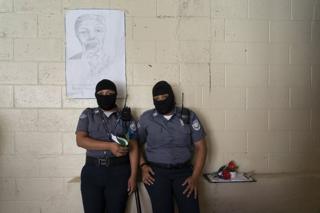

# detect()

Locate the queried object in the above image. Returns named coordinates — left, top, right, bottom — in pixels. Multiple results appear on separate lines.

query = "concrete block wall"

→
left=0, top=0, right=319, bottom=212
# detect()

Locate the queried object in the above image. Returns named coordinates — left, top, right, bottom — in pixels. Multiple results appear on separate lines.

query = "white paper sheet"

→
left=203, top=172, right=256, bottom=183
left=65, top=9, right=126, bottom=98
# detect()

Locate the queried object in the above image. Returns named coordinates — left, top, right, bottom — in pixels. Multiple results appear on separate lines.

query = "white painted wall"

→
left=0, top=0, right=320, bottom=212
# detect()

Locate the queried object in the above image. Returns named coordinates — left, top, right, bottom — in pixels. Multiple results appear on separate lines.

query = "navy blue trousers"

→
left=145, top=166, right=200, bottom=213
left=80, top=164, right=130, bottom=213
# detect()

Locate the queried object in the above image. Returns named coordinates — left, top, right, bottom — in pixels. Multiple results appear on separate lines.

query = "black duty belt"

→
left=86, top=156, right=129, bottom=167
left=149, top=161, right=191, bottom=170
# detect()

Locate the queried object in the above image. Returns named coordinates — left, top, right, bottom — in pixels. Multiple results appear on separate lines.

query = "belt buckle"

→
left=99, top=158, right=110, bottom=167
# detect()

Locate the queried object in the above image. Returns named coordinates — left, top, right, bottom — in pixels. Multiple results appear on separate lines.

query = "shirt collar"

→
left=98, top=107, right=119, bottom=118
left=152, top=107, right=177, bottom=117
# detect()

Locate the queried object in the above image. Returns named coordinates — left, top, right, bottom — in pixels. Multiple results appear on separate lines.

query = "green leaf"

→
left=111, top=134, right=128, bottom=147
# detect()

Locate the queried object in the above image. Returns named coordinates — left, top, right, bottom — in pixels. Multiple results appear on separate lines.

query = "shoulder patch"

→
left=94, top=109, right=100, bottom=114
left=153, top=111, right=158, bottom=117
left=130, top=122, right=137, bottom=131
left=179, top=118, right=185, bottom=126
left=192, top=119, right=201, bottom=131
left=79, top=113, right=87, bottom=119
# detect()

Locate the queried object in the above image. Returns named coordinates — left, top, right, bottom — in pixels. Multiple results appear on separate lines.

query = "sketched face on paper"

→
left=75, top=14, right=106, bottom=57
left=66, top=10, right=126, bottom=99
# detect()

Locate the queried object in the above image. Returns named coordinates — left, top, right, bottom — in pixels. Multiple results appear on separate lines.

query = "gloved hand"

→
left=121, top=106, right=132, bottom=121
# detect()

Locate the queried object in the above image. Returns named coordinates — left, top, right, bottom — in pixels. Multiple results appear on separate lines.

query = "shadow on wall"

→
left=0, top=125, right=3, bottom=155
left=192, top=108, right=217, bottom=172
left=0, top=122, right=14, bottom=156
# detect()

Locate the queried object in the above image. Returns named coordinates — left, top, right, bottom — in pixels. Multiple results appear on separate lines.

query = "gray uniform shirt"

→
left=76, top=107, right=138, bottom=158
left=138, top=107, right=206, bottom=164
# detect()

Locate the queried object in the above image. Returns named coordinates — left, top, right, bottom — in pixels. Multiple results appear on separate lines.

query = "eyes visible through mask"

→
left=153, top=94, right=169, bottom=102
left=97, top=89, right=116, bottom=96
left=153, top=93, right=175, bottom=114
left=95, top=89, right=117, bottom=110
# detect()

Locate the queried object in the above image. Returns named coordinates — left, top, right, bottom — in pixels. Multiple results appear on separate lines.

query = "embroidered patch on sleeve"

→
left=79, top=113, right=87, bottom=119
left=130, top=122, right=137, bottom=131
left=179, top=119, right=185, bottom=126
left=192, top=119, right=201, bottom=131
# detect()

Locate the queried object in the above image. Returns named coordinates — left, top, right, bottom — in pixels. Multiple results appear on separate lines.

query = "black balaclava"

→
left=152, top=81, right=175, bottom=114
left=95, top=79, right=117, bottom=110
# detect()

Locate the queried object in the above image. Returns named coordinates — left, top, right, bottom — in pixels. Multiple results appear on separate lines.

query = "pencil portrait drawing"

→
left=65, top=9, right=126, bottom=98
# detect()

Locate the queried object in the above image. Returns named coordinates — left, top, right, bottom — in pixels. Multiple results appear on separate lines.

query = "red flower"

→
left=227, top=160, right=238, bottom=172
left=222, top=169, right=231, bottom=180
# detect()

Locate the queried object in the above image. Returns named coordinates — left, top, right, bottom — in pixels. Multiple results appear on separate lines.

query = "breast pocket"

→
left=147, top=125, right=170, bottom=148
left=113, top=125, right=127, bottom=138
left=173, top=126, right=191, bottom=146
left=88, top=123, right=108, bottom=140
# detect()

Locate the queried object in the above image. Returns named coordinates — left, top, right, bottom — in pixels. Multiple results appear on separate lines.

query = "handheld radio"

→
left=120, top=94, right=132, bottom=121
